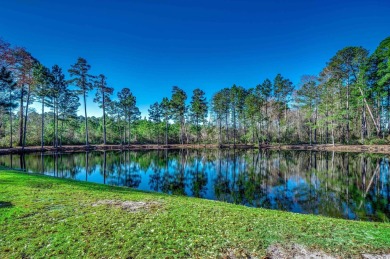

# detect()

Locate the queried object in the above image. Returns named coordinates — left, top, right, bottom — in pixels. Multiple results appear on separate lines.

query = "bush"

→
left=368, top=138, right=389, bottom=145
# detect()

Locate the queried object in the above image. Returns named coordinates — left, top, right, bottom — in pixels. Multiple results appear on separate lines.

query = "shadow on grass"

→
left=28, top=182, right=53, bottom=189
left=0, top=201, right=13, bottom=208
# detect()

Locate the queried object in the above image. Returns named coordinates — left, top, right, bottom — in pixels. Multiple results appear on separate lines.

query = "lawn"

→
left=1, top=170, right=389, bottom=258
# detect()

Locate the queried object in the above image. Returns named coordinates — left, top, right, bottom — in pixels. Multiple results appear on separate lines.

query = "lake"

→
left=1, top=149, right=389, bottom=221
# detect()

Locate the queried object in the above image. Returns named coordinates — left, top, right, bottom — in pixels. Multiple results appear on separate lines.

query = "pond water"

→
left=1, top=149, right=389, bottom=221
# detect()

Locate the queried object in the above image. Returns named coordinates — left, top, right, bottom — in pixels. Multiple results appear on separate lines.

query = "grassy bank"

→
left=1, top=170, right=389, bottom=258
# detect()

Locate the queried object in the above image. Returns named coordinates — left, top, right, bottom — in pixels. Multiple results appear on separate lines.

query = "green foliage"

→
left=170, top=86, right=187, bottom=144
left=368, top=138, right=389, bottom=145
left=0, top=66, right=17, bottom=109
left=190, top=88, right=208, bottom=143
left=68, top=57, right=94, bottom=93
left=117, top=88, right=141, bottom=144
left=68, top=57, right=94, bottom=145
left=373, top=37, right=390, bottom=88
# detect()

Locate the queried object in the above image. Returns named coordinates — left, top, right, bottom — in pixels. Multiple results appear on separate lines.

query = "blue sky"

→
left=1, top=0, right=389, bottom=117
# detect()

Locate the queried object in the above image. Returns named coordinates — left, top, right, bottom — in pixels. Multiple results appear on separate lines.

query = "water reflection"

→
left=1, top=149, right=389, bottom=221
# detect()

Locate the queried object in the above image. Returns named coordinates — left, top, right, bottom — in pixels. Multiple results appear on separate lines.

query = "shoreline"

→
left=1, top=143, right=390, bottom=154
left=0, top=144, right=248, bottom=155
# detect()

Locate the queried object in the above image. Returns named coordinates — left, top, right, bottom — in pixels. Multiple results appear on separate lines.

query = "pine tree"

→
left=160, top=97, right=171, bottom=145
left=13, top=49, right=38, bottom=149
left=49, top=65, right=67, bottom=148
left=211, top=91, right=224, bottom=145
left=244, top=89, right=263, bottom=144
left=94, top=74, right=114, bottom=145
left=58, top=89, right=80, bottom=146
left=118, top=88, right=140, bottom=144
left=170, top=86, right=187, bottom=144
left=68, top=57, right=94, bottom=146
left=190, top=88, right=208, bottom=144
left=106, top=99, right=122, bottom=144
left=257, top=79, right=272, bottom=142
left=273, top=74, right=293, bottom=144
left=148, top=102, right=163, bottom=144
left=33, top=63, right=52, bottom=149
left=372, top=37, right=390, bottom=136
left=212, top=88, right=230, bottom=144
left=0, top=66, right=17, bottom=147
left=296, top=76, right=319, bottom=144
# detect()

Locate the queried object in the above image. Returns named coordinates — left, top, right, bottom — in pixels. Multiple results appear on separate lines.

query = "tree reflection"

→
left=0, top=149, right=389, bottom=221
left=189, top=150, right=208, bottom=198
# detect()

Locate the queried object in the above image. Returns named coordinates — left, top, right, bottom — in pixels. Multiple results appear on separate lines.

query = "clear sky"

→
left=1, top=0, right=389, bottom=117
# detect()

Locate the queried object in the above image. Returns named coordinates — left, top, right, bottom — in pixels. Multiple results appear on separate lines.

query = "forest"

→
left=0, top=36, right=389, bottom=148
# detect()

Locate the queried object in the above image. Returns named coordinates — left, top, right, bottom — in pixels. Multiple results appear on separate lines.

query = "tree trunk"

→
left=297, top=108, right=300, bottom=143
left=314, top=106, right=318, bottom=144
left=233, top=106, right=236, bottom=147
left=196, top=117, right=199, bottom=144
left=285, top=103, right=288, bottom=143
left=225, top=112, right=229, bottom=144
left=325, top=103, right=329, bottom=144
left=387, top=86, right=390, bottom=134
left=309, top=103, right=312, bottom=145
left=22, top=85, right=31, bottom=149
left=60, top=118, right=64, bottom=147
left=53, top=98, right=56, bottom=147
left=123, top=123, right=126, bottom=144
left=83, top=89, right=89, bottom=146
left=116, top=113, right=121, bottom=144
left=377, top=98, right=381, bottom=137
left=41, top=96, right=44, bottom=149
left=9, top=88, right=13, bottom=148
left=181, top=120, right=185, bottom=144
left=157, top=122, right=160, bottom=145
left=278, top=116, right=281, bottom=145
left=265, top=100, right=269, bottom=143
left=102, top=87, right=107, bottom=145
left=346, top=81, right=350, bottom=144
left=128, top=117, right=131, bottom=145
left=243, top=113, right=246, bottom=141
left=219, top=117, right=222, bottom=145
left=56, top=98, right=59, bottom=148
left=361, top=105, right=367, bottom=143
left=252, top=119, right=255, bottom=144
left=18, top=87, right=24, bottom=146
left=309, top=118, right=312, bottom=146
left=331, top=120, right=335, bottom=146
left=353, top=76, right=380, bottom=135
left=165, top=118, right=168, bottom=145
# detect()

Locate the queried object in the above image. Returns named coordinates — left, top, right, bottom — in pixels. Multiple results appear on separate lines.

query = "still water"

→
left=1, top=149, right=389, bottom=221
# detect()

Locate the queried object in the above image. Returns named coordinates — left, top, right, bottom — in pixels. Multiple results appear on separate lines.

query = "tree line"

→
left=0, top=36, right=389, bottom=147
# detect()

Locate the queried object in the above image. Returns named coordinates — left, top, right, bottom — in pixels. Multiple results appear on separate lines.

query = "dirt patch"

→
left=222, top=248, right=256, bottom=258
left=265, top=244, right=390, bottom=259
left=92, top=200, right=161, bottom=212
left=266, top=244, right=335, bottom=259
left=361, top=254, right=390, bottom=259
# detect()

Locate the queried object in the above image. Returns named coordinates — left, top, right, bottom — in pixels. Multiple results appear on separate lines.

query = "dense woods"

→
left=0, top=36, right=389, bottom=147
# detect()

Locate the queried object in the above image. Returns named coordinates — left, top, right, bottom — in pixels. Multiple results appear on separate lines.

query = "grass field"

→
left=1, top=170, right=389, bottom=258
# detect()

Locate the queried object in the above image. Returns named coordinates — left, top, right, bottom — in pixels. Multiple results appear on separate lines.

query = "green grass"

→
left=1, top=170, right=389, bottom=258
